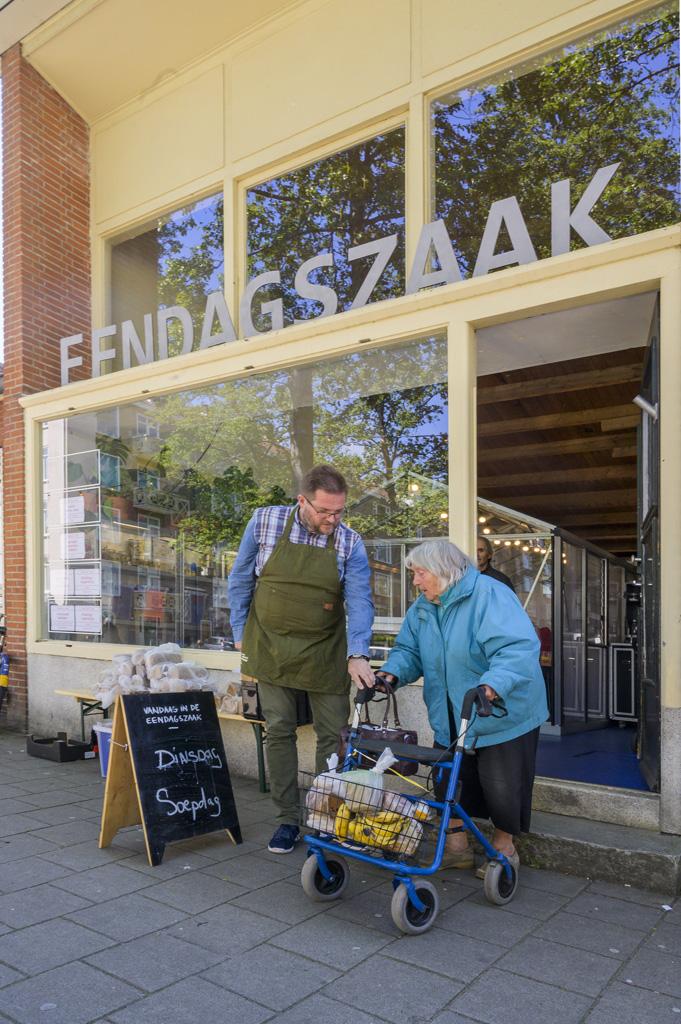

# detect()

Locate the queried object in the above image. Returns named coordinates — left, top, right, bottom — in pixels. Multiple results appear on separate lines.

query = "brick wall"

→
left=1, top=44, right=91, bottom=729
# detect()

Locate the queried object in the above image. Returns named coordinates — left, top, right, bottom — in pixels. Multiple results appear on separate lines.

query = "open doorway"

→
left=476, top=292, right=659, bottom=791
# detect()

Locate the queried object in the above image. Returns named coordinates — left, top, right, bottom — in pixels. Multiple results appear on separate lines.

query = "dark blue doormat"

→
left=537, top=725, right=649, bottom=791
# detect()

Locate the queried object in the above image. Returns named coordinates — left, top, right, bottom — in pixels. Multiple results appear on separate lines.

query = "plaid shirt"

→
left=252, top=505, right=358, bottom=577
left=228, top=505, right=373, bottom=653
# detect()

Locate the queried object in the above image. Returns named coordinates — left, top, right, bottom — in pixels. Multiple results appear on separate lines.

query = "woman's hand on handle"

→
left=373, top=670, right=397, bottom=693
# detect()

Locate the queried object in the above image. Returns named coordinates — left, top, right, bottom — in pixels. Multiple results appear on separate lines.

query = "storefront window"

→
left=40, top=333, right=446, bottom=648
left=432, top=3, right=680, bottom=275
left=246, top=127, right=405, bottom=328
left=110, top=192, right=223, bottom=365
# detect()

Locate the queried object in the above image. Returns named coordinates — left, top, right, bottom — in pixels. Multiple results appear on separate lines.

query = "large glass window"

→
left=110, top=192, right=223, bottom=366
left=40, top=333, right=447, bottom=648
left=432, top=3, right=680, bottom=275
left=246, top=128, right=405, bottom=328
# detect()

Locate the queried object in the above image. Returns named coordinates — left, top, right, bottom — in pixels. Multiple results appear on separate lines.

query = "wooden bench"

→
left=54, top=689, right=269, bottom=793
left=54, top=689, right=108, bottom=741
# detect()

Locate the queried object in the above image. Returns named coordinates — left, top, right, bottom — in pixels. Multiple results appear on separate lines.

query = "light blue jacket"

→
left=382, top=566, right=548, bottom=748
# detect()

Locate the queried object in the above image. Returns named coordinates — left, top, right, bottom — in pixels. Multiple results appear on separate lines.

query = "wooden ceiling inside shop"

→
left=477, top=348, right=645, bottom=557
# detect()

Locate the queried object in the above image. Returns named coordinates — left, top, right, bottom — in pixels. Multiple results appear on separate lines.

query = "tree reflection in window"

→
left=154, top=334, right=448, bottom=554
left=432, top=4, right=680, bottom=274
left=246, top=128, right=405, bottom=327
left=111, top=193, right=224, bottom=361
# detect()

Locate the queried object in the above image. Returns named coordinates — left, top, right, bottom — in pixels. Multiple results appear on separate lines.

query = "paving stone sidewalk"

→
left=0, top=732, right=679, bottom=1024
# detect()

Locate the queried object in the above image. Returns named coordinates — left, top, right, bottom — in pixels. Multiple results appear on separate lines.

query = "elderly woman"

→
left=377, top=538, right=548, bottom=873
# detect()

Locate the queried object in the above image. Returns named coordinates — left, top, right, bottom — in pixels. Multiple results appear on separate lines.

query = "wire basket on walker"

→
left=298, top=684, right=519, bottom=934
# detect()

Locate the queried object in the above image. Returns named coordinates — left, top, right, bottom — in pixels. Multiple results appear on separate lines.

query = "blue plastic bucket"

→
left=93, top=722, right=113, bottom=778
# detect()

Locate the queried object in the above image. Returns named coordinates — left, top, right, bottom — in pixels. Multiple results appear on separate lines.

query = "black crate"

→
left=27, top=732, right=93, bottom=763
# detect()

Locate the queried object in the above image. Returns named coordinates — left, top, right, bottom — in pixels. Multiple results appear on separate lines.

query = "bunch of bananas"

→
left=334, top=804, right=408, bottom=851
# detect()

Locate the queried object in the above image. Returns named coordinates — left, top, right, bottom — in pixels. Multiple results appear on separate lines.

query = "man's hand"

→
left=347, top=657, right=375, bottom=689
left=481, top=684, right=498, bottom=701
left=234, top=641, right=242, bottom=651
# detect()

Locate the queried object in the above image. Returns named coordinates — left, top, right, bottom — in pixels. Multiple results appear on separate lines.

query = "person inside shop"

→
left=477, top=535, right=515, bottom=592
left=228, top=464, right=375, bottom=854
left=375, top=538, right=548, bottom=875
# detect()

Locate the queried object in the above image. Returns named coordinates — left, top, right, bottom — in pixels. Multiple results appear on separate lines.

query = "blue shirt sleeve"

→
left=343, top=537, right=375, bottom=656
left=228, top=514, right=259, bottom=643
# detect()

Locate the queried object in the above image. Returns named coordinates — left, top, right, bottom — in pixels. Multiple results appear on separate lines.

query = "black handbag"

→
left=338, top=689, right=419, bottom=776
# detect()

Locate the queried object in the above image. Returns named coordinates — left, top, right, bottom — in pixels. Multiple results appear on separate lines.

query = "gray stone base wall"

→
left=661, top=706, right=681, bottom=835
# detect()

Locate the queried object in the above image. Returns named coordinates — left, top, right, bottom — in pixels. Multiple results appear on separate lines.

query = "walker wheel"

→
left=391, top=880, right=440, bottom=934
left=300, top=853, right=349, bottom=901
left=483, top=860, right=519, bottom=905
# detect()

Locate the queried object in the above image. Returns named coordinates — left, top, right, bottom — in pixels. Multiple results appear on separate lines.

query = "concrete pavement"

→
left=0, top=732, right=679, bottom=1024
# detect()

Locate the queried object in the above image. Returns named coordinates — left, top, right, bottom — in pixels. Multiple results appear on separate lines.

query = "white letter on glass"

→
left=348, top=235, right=398, bottom=309
left=239, top=271, right=284, bottom=336
left=199, top=292, right=237, bottom=349
left=473, top=197, right=537, bottom=277
left=406, top=220, right=462, bottom=294
left=91, top=325, right=117, bottom=378
left=60, top=334, right=84, bottom=386
left=551, top=163, right=620, bottom=256
left=121, top=314, right=154, bottom=369
left=294, top=253, right=338, bottom=323
left=157, top=306, right=194, bottom=359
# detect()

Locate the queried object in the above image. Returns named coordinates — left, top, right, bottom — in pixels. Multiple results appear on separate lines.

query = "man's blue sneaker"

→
left=268, top=824, right=300, bottom=854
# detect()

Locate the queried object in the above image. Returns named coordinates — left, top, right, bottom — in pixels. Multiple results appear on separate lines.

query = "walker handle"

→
left=354, top=686, right=375, bottom=705
left=460, top=686, right=481, bottom=722
left=460, top=685, right=504, bottom=721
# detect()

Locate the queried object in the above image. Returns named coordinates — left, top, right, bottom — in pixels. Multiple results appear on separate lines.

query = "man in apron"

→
left=228, top=464, right=375, bottom=853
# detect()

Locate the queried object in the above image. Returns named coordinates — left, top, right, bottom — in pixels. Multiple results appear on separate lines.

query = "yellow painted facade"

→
left=15, top=0, right=681, bottom=828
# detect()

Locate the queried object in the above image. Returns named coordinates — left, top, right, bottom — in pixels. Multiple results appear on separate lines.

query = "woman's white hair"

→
left=405, top=539, right=472, bottom=588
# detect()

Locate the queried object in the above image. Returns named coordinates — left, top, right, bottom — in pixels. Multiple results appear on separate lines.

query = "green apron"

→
left=241, top=509, right=349, bottom=694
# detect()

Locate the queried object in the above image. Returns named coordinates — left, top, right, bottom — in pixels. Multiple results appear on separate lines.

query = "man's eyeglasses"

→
left=303, top=497, right=346, bottom=519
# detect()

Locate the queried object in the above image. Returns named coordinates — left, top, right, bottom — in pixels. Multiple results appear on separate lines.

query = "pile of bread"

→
left=93, top=643, right=236, bottom=707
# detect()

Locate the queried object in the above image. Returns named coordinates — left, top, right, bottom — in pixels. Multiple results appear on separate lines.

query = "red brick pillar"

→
left=1, top=44, right=91, bottom=729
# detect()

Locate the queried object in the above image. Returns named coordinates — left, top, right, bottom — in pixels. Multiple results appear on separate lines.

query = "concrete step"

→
left=516, top=810, right=681, bottom=897
left=533, top=776, right=660, bottom=831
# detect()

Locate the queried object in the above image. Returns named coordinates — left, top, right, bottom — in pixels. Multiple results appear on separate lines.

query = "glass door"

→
left=561, top=542, right=584, bottom=723
left=638, top=302, right=660, bottom=790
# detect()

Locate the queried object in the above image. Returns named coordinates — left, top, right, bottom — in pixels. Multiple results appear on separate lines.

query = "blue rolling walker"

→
left=300, top=685, right=519, bottom=934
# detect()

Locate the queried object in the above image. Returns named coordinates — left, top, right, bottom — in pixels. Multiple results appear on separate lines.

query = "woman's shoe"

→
left=441, top=841, right=475, bottom=870
left=475, top=848, right=519, bottom=879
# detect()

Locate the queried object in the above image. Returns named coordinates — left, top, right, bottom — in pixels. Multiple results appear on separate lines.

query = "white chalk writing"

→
left=155, top=786, right=222, bottom=822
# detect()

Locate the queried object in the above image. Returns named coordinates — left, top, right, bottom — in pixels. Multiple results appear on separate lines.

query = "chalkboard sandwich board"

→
left=99, top=691, right=242, bottom=866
